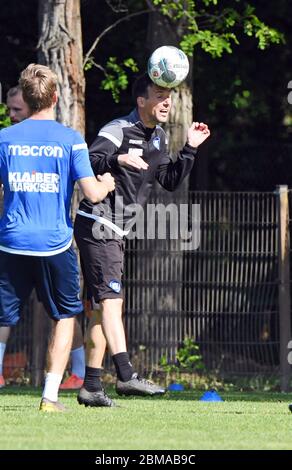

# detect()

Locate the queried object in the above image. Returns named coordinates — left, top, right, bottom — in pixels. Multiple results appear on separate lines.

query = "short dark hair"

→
left=132, top=73, right=154, bottom=103
left=7, top=86, right=21, bottom=99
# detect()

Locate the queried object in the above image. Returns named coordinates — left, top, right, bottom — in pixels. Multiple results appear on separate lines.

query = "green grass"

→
left=0, top=387, right=292, bottom=450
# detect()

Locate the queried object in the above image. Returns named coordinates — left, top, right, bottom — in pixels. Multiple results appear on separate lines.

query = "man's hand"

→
left=187, top=122, right=210, bottom=148
left=97, top=172, right=115, bottom=192
left=118, top=153, right=149, bottom=170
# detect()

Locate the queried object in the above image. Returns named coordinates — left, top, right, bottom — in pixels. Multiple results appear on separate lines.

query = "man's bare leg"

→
left=78, top=298, right=165, bottom=406
left=84, top=298, right=126, bottom=365
left=100, top=298, right=126, bottom=355
left=86, top=298, right=132, bottom=381
left=42, top=317, right=74, bottom=404
left=77, top=299, right=126, bottom=407
left=0, top=326, right=10, bottom=385
left=86, top=309, right=107, bottom=367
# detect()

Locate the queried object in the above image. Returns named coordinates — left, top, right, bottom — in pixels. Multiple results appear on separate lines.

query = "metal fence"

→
left=124, top=190, right=284, bottom=379
left=1, top=187, right=291, bottom=388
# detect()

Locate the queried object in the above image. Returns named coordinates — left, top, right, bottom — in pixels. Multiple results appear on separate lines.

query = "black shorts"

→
left=74, top=215, right=125, bottom=302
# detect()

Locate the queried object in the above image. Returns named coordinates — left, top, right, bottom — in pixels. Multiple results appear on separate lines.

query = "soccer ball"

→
left=147, top=46, right=189, bottom=88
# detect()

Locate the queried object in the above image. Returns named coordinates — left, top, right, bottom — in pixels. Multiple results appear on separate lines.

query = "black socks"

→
left=112, top=352, right=133, bottom=382
left=83, top=366, right=103, bottom=392
left=83, top=353, right=134, bottom=388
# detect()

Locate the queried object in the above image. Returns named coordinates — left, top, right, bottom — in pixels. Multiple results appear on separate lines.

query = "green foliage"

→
left=153, top=0, right=284, bottom=58
left=0, top=103, right=10, bottom=129
left=243, top=12, right=284, bottom=50
left=176, top=337, right=205, bottom=370
left=83, top=1, right=284, bottom=106
left=232, top=89, right=251, bottom=109
left=83, top=58, right=94, bottom=72
left=181, top=31, right=239, bottom=58
left=224, top=375, right=281, bottom=392
left=153, top=0, right=196, bottom=20
left=100, top=57, right=139, bottom=103
left=160, top=337, right=205, bottom=374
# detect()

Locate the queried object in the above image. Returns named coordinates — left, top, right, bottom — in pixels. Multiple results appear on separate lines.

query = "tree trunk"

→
left=38, top=0, right=84, bottom=234
left=37, top=0, right=85, bottom=134
left=166, top=82, right=193, bottom=156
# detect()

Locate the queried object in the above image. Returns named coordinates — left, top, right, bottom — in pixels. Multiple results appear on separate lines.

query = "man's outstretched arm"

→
left=77, top=172, right=115, bottom=203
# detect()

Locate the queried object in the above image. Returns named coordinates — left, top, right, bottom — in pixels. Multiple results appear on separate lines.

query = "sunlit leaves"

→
left=101, top=57, right=139, bottom=102
left=0, top=104, right=10, bottom=129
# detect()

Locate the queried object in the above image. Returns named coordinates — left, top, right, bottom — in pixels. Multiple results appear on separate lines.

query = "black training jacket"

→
left=78, top=108, right=197, bottom=230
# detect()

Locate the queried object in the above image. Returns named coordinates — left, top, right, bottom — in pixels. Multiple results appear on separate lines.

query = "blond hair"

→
left=19, top=63, right=57, bottom=113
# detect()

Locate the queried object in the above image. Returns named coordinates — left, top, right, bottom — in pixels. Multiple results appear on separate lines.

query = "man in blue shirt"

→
left=0, top=85, right=87, bottom=391
left=0, top=63, right=115, bottom=411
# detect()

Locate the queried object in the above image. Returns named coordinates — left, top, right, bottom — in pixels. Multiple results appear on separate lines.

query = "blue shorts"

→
left=0, top=246, right=83, bottom=326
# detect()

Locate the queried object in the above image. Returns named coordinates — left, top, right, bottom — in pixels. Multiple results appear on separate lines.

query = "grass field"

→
left=0, top=387, right=292, bottom=450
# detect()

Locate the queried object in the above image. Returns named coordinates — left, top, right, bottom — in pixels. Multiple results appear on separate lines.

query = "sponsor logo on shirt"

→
left=8, top=144, right=63, bottom=158
left=108, top=279, right=121, bottom=293
left=129, top=139, right=143, bottom=144
left=153, top=136, right=160, bottom=150
left=8, top=171, right=60, bottom=193
left=128, top=148, right=143, bottom=157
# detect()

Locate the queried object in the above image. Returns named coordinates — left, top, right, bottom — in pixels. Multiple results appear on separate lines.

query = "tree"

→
left=38, top=0, right=85, bottom=134
left=37, top=0, right=86, bottom=238
left=37, top=1, right=283, bottom=141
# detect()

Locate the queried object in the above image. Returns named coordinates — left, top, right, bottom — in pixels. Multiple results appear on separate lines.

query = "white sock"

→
left=0, top=342, right=7, bottom=376
left=42, top=372, right=63, bottom=402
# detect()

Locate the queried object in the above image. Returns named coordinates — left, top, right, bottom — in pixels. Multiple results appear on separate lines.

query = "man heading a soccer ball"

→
left=137, top=80, right=209, bottom=141
left=74, top=71, right=210, bottom=407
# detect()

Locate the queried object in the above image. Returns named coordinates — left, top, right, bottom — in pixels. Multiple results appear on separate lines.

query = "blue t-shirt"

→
left=0, top=119, right=94, bottom=255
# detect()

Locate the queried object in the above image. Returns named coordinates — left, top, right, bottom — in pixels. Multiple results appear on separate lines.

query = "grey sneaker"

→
left=116, top=373, right=165, bottom=396
left=77, top=387, right=115, bottom=407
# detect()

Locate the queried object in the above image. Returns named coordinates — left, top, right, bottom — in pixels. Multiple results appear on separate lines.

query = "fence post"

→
left=277, top=185, right=291, bottom=392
